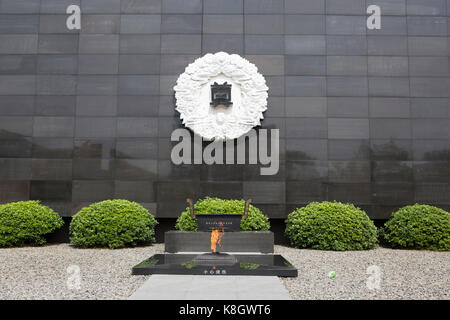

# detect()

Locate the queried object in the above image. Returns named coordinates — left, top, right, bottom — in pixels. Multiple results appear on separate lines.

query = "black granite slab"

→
left=132, top=253, right=298, bottom=277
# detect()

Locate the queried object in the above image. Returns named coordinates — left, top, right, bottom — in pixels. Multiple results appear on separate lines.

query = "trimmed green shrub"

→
left=175, top=197, right=270, bottom=231
left=69, top=199, right=158, bottom=249
left=285, top=201, right=378, bottom=251
left=0, top=201, right=63, bottom=247
left=380, top=204, right=450, bottom=251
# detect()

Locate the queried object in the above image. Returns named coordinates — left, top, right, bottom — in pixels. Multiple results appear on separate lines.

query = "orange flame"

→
left=211, top=229, right=224, bottom=253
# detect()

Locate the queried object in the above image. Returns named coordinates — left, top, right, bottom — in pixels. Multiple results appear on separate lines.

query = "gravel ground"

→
left=0, top=244, right=448, bottom=299
left=276, top=245, right=450, bottom=300
left=0, top=243, right=164, bottom=300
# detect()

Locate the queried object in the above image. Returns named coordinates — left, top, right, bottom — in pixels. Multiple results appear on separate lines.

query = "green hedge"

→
left=285, top=201, right=378, bottom=251
left=0, top=201, right=63, bottom=247
left=69, top=200, right=158, bottom=249
left=175, top=197, right=270, bottom=231
left=380, top=204, right=450, bottom=251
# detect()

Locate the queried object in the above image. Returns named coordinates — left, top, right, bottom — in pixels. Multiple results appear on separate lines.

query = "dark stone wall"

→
left=1, top=0, right=450, bottom=234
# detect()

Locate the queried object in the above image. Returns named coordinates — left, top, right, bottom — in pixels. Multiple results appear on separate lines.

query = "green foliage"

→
left=69, top=199, right=158, bottom=249
left=175, top=197, right=270, bottom=231
left=380, top=204, right=450, bottom=251
left=0, top=201, right=63, bottom=247
left=285, top=201, right=378, bottom=251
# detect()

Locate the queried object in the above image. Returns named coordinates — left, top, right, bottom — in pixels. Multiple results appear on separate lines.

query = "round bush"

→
left=285, top=201, right=378, bottom=251
left=175, top=197, right=270, bottom=231
left=69, top=200, right=158, bottom=249
left=0, top=201, right=63, bottom=247
left=380, top=204, right=450, bottom=251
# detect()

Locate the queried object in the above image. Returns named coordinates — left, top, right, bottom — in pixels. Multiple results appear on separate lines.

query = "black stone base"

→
left=132, top=253, right=298, bottom=277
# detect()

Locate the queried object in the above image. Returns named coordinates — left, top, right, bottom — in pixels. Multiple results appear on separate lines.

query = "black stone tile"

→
left=35, top=96, right=76, bottom=116
left=78, top=55, right=118, bottom=75
left=0, top=137, right=32, bottom=158
left=413, top=161, right=450, bottom=183
left=245, top=15, right=282, bottom=35
left=120, top=14, right=160, bottom=34
left=327, top=97, right=368, bottom=118
left=244, top=0, right=284, bottom=14
left=79, top=34, right=119, bottom=54
left=0, top=75, right=35, bottom=95
left=77, top=76, right=117, bottom=95
left=285, top=15, right=325, bottom=35
left=204, top=0, right=243, bottom=14
left=328, top=118, right=369, bottom=139
left=0, top=55, right=37, bottom=75
left=202, top=34, right=244, bottom=55
left=39, top=35, right=78, bottom=54
left=286, top=160, right=327, bottom=181
left=75, top=117, right=116, bottom=138
left=327, top=183, right=372, bottom=204
left=121, top=0, right=161, bottom=13
left=200, top=164, right=244, bottom=181
left=32, top=138, right=73, bottom=159
left=328, top=139, right=370, bottom=160
left=72, top=180, right=114, bottom=202
left=243, top=181, right=285, bottom=204
left=0, top=116, right=33, bottom=137
left=162, top=0, right=202, bottom=14
left=33, top=117, right=74, bottom=138
left=115, top=159, right=157, bottom=180
left=0, top=35, right=37, bottom=54
left=328, top=160, right=371, bottom=183
left=286, top=139, right=327, bottom=160
left=286, top=118, right=327, bottom=138
left=200, top=182, right=243, bottom=199
left=116, top=138, right=158, bottom=159
left=285, top=56, right=326, bottom=76
left=413, top=140, right=450, bottom=161
left=370, top=139, right=412, bottom=161
left=370, top=119, right=411, bottom=139
left=31, top=159, right=72, bottom=180
left=118, top=75, right=159, bottom=95
left=372, top=183, right=414, bottom=205
left=371, top=161, right=413, bottom=182
left=245, top=35, right=284, bottom=54
left=0, top=0, right=40, bottom=13
left=0, top=96, right=34, bottom=116
left=118, top=96, right=159, bottom=117
left=205, top=15, right=244, bottom=34
left=73, top=159, right=115, bottom=179
left=157, top=160, right=201, bottom=181
left=30, top=180, right=72, bottom=201
left=120, top=34, right=161, bottom=54
left=285, top=35, right=326, bottom=55
left=161, top=34, right=202, bottom=54
left=117, top=117, right=158, bottom=138
left=114, top=180, right=155, bottom=202
left=0, top=180, right=29, bottom=202
left=81, top=0, right=121, bottom=13
left=81, top=14, right=120, bottom=34
left=73, top=139, right=115, bottom=159
left=162, top=14, right=202, bottom=34
left=157, top=180, right=201, bottom=201
left=286, top=182, right=325, bottom=203
left=415, top=183, right=450, bottom=204
left=367, top=36, right=408, bottom=56
left=76, top=96, right=117, bottom=117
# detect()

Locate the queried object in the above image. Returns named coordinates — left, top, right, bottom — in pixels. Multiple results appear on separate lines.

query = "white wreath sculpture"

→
left=173, top=52, right=268, bottom=140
